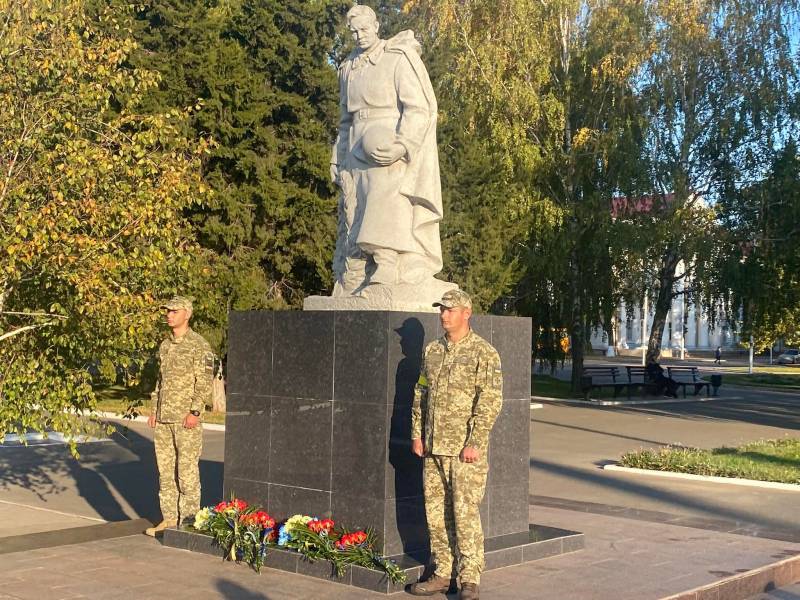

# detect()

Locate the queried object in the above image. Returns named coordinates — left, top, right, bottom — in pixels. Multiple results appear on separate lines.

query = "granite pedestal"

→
left=222, top=310, right=532, bottom=557
left=164, top=310, right=583, bottom=592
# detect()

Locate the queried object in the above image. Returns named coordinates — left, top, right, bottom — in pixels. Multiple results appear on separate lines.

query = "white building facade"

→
left=590, top=263, right=739, bottom=355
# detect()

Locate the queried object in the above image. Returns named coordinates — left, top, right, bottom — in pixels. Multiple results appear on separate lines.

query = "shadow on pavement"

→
left=215, top=578, right=271, bottom=599
left=531, top=417, right=667, bottom=446
left=531, top=457, right=800, bottom=537
left=571, top=391, right=800, bottom=431
left=0, top=423, right=223, bottom=522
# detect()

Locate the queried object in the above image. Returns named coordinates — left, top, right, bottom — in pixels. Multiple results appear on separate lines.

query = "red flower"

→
left=231, top=499, right=248, bottom=511
left=335, top=530, right=367, bottom=549
left=256, top=512, right=275, bottom=529
left=308, top=518, right=333, bottom=533
left=267, top=530, right=278, bottom=542
left=215, top=501, right=228, bottom=512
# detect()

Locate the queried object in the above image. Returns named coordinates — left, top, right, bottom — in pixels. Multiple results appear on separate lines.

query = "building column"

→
left=698, top=312, right=710, bottom=348
left=618, top=302, right=628, bottom=349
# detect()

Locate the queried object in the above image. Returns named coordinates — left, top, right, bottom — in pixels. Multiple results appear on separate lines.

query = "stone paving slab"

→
left=0, top=506, right=797, bottom=599
left=0, top=501, right=103, bottom=539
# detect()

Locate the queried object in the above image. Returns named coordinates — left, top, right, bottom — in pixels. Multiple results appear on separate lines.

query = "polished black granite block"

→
left=222, top=311, right=536, bottom=560
left=272, top=311, right=334, bottom=400
left=164, top=524, right=584, bottom=595
left=269, top=397, right=332, bottom=489
left=223, top=408, right=270, bottom=482
left=227, top=312, right=273, bottom=397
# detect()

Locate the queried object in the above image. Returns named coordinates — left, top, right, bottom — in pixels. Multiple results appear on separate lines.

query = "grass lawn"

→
left=531, top=374, right=631, bottom=400
left=619, top=438, right=800, bottom=484
left=531, top=375, right=576, bottom=399
left=94, top=386, right=226, bottom=425
left=722, top=369, right=800, bottom=390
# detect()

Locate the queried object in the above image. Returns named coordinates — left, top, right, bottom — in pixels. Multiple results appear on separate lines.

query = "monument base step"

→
left=163, top=523, right=583, bottom=595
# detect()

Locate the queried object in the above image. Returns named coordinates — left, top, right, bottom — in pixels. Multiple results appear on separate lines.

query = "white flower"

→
left=194, top=507, right=212, bottom=530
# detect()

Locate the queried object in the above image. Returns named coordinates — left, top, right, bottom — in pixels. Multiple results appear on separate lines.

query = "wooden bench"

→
left=580, top=366, right=630, bottom=400
left=625, top=366, right=661, bottom=398
left=667, top=366, right=711, bottom=397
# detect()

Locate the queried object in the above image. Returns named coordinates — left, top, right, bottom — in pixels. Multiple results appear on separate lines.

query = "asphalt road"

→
left=2, top=385, right=800, bottom=543
left=531, top=386, right=800, bottom=539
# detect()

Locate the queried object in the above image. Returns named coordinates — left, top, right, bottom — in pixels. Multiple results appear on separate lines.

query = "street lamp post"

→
left=680, top=291, right=685, bottom=360
left=641, top=294, right=648, bottom=366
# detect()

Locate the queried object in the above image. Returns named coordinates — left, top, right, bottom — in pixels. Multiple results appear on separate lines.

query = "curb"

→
left=603, top=464, right=800, bottom=492
left=0, top=518, right=152, bottom=555
left=95, top=412, right=226, bottom=432
left=662, top=553, right=800, bottom=600
left=533, top=395, right=741, bottom=406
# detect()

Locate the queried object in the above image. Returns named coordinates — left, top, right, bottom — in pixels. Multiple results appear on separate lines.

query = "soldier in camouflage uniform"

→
left=409, top=289, right=502, bottom=600
left=144, top=296, right=214, bottom=537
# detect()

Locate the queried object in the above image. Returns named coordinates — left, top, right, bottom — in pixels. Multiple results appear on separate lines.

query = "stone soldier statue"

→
left=409, top=290, right=503, bottom=600
left=145, top=296, right=214, bottom=537
left=304, top=4, right=457, bottom=312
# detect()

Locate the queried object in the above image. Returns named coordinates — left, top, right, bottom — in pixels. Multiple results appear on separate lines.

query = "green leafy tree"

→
left=707, top=142, right=800, bottom=350
left=407, top=0, right=649, bottom=384
left=0, top=0, right=209, bottom=445
left=637, top=0, right=798, bottom=363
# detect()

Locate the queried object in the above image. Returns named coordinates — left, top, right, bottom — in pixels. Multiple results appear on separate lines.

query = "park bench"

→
left=667, top=366, right=711, bottom=397
left=580, top=366, right=630, bottom=400
left=625, top=366, right=661, bottom=398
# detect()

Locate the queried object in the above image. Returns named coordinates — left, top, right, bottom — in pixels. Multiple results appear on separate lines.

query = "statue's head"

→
left=347, top=5, right=380, bottom=51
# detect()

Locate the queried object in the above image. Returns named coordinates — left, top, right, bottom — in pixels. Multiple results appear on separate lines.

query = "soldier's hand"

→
left=370, top=141, right=406, bottom=166
left=460, top=446, right=480, bottom=463
left=147, top=414, right=156, bottom=428
left=183, top=413, right=201, bottom=429
left=411, top=438, right=425, bottom=457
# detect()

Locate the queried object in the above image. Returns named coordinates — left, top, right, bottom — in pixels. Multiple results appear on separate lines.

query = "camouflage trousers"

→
left=154, top=421, right=203, bottom=521
left=423, top=454, right=489, bottom=585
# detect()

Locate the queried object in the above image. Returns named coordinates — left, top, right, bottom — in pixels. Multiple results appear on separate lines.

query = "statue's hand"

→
left=370, top=141, right=407, bottom=166
left=330, top=163, right=340, bottom=185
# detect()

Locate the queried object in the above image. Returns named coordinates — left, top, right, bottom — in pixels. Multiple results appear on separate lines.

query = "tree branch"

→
left=0, top=321, right=55, bottom=343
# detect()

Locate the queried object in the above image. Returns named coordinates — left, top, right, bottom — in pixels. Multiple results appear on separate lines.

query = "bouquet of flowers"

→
left=193, top=498, right=275, bottom=573
left=192, top=497, right=405, bottom=583
left=277, top=514, right=405, bottom=583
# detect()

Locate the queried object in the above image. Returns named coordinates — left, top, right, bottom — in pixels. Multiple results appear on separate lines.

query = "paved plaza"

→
left=1, top=377, right=800, bottom=598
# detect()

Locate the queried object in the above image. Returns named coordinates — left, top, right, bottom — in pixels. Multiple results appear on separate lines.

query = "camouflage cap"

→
left=160, top=295, right=193, bottom=312
left=433, top=289, right=472, bottom=309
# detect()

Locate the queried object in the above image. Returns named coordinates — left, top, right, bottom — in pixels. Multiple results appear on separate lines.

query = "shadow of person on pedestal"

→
left=388, top=317, right=430, bottom=563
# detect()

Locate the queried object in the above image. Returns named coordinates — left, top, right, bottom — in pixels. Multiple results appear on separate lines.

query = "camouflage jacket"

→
left=411, top=330, right=503, bottom=456
left=150, top=328, right=214, bottom=423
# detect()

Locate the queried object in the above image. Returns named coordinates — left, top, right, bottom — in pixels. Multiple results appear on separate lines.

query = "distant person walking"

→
left=145, top=296, right=214, bottom=537
left=714, top=346, right=722, bottom=364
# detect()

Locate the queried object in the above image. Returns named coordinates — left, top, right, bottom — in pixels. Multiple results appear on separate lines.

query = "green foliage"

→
left=633, top=0, right=798, bottom=361
left=620, top=438, right=800, bottom=484
left=407, top=0, right=649, bottom=381
left=0, top=0, right=208, bottom=445
left=709, top=142, right=800, bottom=349
left=118, top=0, right=351, bottom=351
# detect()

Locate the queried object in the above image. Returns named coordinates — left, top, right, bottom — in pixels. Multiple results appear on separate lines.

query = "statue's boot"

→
left=399, top=253, right=431, bottom=285
left=370, top=249, right=398, bottom=285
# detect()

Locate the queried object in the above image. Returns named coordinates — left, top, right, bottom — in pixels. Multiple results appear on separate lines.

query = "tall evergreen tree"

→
left=122, top=0, right=350, bottom=348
